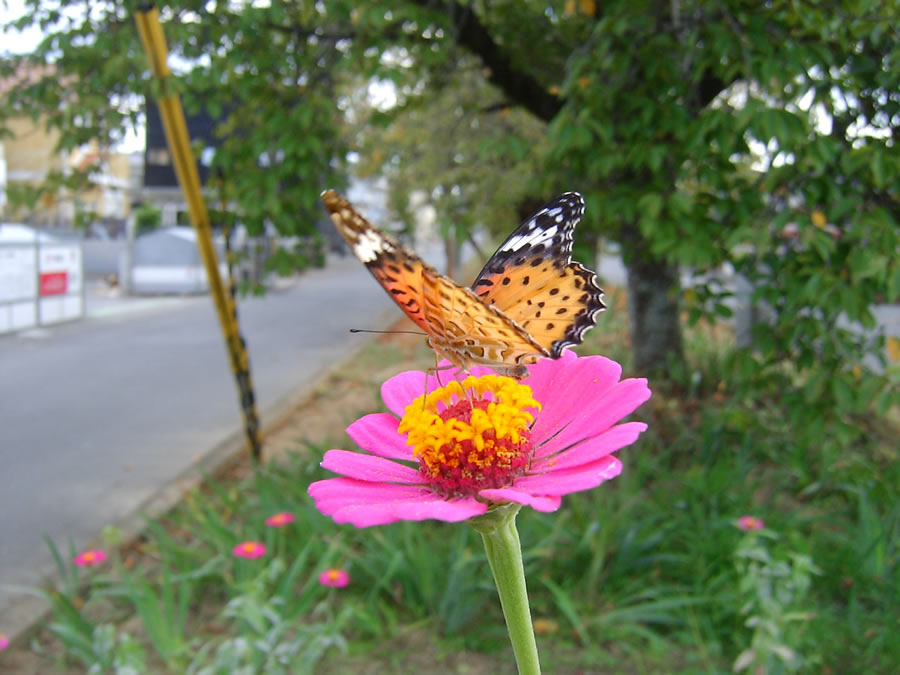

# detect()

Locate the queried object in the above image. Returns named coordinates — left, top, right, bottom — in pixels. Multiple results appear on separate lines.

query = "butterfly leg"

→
left=459, top=371, right=475, bottom=408
left=422, top=354, right=452, bottom=409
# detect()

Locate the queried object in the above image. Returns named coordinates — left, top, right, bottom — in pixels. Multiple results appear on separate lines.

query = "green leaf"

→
left=638, top=193, right=663, bottom=222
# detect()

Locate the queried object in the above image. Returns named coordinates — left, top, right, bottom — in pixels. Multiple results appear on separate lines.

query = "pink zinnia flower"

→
left=0, top=633, right=9, bottom=651
left=232, top=541, right=267, bottom=559
left=308, top=351, right=651, bottom=527
left=265, top=512, right=296, bottom=528
left=73, top=549, right=107, bottom=567
left=738, top=515, right=764, bottom=531
left=318, top=568, right=350, bottom=588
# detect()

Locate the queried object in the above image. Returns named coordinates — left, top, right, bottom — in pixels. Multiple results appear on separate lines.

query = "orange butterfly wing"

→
left=321, top=190, right=548, bottom=377
left=472, top=192, right=605, bottom=357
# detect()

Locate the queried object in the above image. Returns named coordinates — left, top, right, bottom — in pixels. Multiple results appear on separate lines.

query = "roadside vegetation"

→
left=4, top=286, right=896, bottom=674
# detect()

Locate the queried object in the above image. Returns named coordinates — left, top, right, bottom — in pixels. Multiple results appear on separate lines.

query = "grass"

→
left=3, top=285, right=897, bottom=674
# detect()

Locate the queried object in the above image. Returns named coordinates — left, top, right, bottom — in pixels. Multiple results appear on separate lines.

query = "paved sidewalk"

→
left=83, top=280, right=198, bottom=319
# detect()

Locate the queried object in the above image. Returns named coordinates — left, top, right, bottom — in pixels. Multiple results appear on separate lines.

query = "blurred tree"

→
left=349, top=1, right=899, bottom=472
left=1, top=0, right=350, bottom=242
left=2, top=2, right=897, bottom=438
left=134, top=202, right=162, bottom=234
left=353, top=60, right=548, bottom=277
left=375, top=1, right=897, bottom=381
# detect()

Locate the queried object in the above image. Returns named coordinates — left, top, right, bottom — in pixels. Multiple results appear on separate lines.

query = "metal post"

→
left=121, top=210, right=134, bottom=295
left=33, top=235, right=40, bottom=327
left=134, top=5, right=262, bottom=459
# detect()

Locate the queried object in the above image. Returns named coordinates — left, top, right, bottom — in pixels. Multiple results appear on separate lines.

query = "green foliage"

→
left=187, top=558, right=350, bottom=674
left=32, top=420, right=897, bottom=672
left=733, top=528, right=821, bottom=673
left=27, top=312, right=898, bottom=672
left=73, top=206, right=96, bottom=232
left=354, top=62, right=548, bottom=247
left=112, top=563, right=193, bottom=668
left=1, top=0, right=349, bottom=238
left=134, top=202, right=162, bottom=234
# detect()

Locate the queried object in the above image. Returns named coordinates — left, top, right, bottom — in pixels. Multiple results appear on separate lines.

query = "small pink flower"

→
left=738, top=515, right=764, bottom=531
left=265, top=512, right=295, bottom=528
left=309, top=352, right=651, bottom=527
left=232, top=541, right=267, bottom=559
left=0, top=632, right=9, bottom=651
left=73, top=549, right=107, bottom=567
left=319, top=568, right=350, bottom=588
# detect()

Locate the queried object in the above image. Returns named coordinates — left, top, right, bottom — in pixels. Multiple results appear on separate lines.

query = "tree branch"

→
left=410, top=0, right=563, bottom=122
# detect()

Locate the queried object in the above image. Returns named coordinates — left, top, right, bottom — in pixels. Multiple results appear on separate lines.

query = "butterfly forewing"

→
left=472, top=192, right=605, bottom=357
left=322, top=189, right=549, bottom=376
left=322, top=190, right=431, bottom=333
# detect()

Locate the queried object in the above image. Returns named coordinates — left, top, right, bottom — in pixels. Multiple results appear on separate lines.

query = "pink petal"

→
left=477, top=488, right=562, bottom=512
left=513, top=456, right=623, bottom=496
left=517, top=350, right=578, bottom=406
left=381, top=370, right=429, bottom=417
left=531, top=422, right=647, bottom=472
left=346, top=414, right=414, bottom=460
left=534, top=378, right=651, bottom=458
left=519, top=349, right=588, bottom=390
left=321, top=450, right=422, bottom=483
left=308, top=478, right=487, bottom=527
left=528, top=355, right=624, bottom=444
left=380, top=368, right=459, bottom=416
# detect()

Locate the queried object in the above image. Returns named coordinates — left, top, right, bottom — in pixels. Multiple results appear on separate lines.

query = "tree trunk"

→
left=620, top=225, right=684, bottom=374
left=444, top=234, right=458, bottom=280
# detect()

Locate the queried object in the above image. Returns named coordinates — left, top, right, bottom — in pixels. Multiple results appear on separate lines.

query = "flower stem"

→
left=476, top=507, right=541, bottom=675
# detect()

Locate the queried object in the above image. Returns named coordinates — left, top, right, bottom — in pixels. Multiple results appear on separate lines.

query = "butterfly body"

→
left=322, top=189, right=604, bottom=378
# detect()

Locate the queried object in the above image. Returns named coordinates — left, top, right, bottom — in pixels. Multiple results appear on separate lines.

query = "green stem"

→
left=475, top=506, right=541, bottom=675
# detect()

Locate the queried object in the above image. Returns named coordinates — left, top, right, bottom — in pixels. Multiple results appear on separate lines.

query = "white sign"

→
left=0, top=246, right=37, bottom=302
left=39, top=245, right=82, bottom=294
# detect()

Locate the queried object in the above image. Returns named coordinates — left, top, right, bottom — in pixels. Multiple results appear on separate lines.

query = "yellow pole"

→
left=134, top=6, right=262, bottom=459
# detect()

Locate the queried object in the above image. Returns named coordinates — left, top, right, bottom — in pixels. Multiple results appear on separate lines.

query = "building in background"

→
left=0, top=63, right=131, bottom=233
left=137, top=102, right=223, bottom=227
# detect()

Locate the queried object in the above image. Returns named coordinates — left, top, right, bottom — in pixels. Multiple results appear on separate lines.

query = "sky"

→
left=2, top=0, right=46, bottom=54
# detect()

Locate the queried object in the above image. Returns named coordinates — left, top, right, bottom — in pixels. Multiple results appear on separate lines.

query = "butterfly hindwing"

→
left=472, top=192, right=605, bottom=357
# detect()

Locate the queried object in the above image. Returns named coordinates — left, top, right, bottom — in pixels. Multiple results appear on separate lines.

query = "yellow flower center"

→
left=398, top=375, right=541, bottom=497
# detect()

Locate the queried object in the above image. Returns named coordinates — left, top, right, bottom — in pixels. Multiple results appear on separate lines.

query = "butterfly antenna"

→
left=349, top=328, right=428, bottom=336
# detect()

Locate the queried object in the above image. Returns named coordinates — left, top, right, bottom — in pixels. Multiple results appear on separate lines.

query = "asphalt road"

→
left=0, top=256, right=396, bottom=629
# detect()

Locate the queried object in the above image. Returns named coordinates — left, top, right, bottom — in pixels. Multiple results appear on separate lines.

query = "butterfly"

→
left=321, top=189, right=605, bottom=379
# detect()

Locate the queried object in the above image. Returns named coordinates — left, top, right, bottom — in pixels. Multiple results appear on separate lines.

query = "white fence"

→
left=0, top=238, right=84, bottom=335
